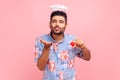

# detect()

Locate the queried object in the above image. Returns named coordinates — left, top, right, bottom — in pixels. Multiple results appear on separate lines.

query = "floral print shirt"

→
left=35, top=33, right=83, bottom=80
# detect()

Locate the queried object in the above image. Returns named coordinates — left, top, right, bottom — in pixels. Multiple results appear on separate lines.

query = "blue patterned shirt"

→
left=35, top=33, right=83, bottom=80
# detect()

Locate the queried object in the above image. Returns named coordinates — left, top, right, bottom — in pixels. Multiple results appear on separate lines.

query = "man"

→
left=35, top=8, right=91, bottom=80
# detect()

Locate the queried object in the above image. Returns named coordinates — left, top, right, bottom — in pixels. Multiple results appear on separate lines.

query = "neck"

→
left=51, top=32, right=64, bottom=42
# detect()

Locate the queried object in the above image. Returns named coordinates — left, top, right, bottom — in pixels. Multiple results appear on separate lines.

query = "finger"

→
left=78, top=40, right=83, bottom=44
left=40, top=39, right=52, bottom=46
left=40, top=39, right=46, bottom=43
left=76, top=39, right=84, bottom=46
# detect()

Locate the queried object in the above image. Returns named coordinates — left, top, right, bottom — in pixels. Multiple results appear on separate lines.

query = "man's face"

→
left=50, top=15, right=67, bottom=35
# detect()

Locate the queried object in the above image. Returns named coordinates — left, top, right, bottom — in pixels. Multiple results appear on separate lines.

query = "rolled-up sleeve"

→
left=74, top=47, right=83, bottom=58
left=34, top=37, right=44, bottom=62
left=77, top=50, right=83, bottom=58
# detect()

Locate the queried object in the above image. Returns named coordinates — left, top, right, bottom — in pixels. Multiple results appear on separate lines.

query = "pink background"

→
left=0, top=0, right=120, bottom=80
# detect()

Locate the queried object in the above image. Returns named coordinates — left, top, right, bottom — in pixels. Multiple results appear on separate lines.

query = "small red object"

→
left=70, top=41, right=75, bottom=47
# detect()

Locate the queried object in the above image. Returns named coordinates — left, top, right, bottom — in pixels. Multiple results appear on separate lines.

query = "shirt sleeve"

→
left=77, top=49, right=83, bottom=58
left=34, top=37, right=44, bottom=62
left=74, top=47, right=83, bottom=58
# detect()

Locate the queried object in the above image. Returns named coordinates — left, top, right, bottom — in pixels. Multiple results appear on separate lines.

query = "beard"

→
left=52, top=30, right=64, bottom=35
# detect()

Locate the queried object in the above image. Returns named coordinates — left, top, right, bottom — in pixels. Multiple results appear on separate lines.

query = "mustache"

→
left=54, top=26, right=61, bottom=29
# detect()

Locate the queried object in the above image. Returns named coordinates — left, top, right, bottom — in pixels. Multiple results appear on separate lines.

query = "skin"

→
left=49, top=16, right=67, bottom=41
left=36, top=15, right=91, bottom=71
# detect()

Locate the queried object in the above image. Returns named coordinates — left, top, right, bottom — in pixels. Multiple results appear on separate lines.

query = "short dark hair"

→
left=50, top=10, right=67, bottom=24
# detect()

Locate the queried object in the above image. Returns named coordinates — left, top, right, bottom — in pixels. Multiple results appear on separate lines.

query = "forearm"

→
left=80, top=45, right=91, bottom=61
left=37, top=47, right=50, bottom=70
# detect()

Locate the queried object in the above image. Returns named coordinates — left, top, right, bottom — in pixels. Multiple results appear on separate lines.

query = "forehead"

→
left=51, top=15, right=65, bottom=21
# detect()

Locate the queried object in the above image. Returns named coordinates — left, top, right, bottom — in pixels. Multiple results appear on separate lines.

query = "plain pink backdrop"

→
left=0, top=0, right=120, bottom=80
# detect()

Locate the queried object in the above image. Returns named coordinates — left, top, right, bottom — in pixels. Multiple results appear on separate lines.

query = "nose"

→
left=56, top=22, right=59, bottom=26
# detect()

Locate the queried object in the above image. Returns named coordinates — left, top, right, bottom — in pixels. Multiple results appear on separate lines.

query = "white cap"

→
left=50, top=4, right=68, bottom=12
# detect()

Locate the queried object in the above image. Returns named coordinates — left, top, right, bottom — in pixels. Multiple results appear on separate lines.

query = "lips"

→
left=54, top=26, right=61, bottom=31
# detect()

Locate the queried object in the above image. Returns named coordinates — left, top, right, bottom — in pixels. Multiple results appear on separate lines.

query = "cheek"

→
left=51, top=23, right=56, bottom=28
left=59, top=24, right=66, bottom=28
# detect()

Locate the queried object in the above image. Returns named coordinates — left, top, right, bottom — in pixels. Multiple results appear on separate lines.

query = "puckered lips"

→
left=54, top=26, right=61, bottom=31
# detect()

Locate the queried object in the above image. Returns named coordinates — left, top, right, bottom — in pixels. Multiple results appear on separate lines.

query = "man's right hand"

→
left=37, top=39, right=52, bottom=71
left=40, top=39, right=52, bottom=48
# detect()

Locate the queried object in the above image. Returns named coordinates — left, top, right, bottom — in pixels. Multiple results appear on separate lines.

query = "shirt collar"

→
left=48, top=32, right=66, bottom=43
